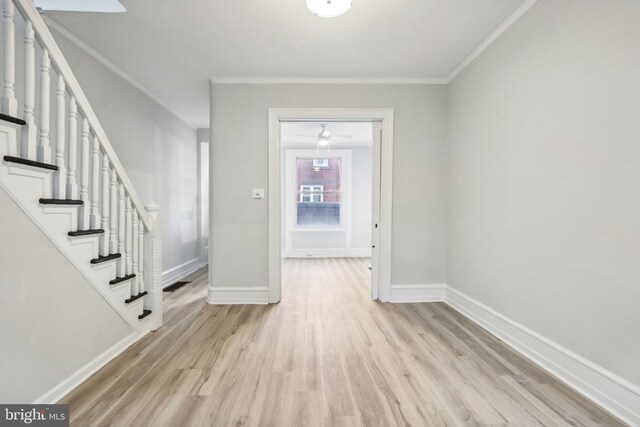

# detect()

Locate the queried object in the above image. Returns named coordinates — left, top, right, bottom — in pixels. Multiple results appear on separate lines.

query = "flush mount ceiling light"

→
left=307, top=0, right=352, bottom=18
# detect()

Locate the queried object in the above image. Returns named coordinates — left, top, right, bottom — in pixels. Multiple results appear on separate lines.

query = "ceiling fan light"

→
left=306, top=0, right=352, bottom=18
left=317, top=138, right=330, bottom=146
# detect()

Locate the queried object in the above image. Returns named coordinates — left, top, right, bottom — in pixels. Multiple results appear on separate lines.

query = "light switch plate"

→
left=252, top=188, right=265, bottom=199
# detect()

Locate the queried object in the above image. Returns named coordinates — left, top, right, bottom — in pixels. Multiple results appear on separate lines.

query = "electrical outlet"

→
left=252, top=189, right=265, bottom=199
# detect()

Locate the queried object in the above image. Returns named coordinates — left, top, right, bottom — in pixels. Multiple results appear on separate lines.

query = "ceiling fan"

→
left=298, top=124, right=352, bottom=148
left=34, top=0, right=126, bottom=13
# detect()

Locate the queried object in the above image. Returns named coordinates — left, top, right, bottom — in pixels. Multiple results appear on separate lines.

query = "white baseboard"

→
left=162, top=258, right=201, bottom=288
left=33, top=330, right=147, bottom=404
left=446, top=287, right=640, bottom=427
left=283, top=248, right=372, bottom=258
left=349, top=247, right=372, bottom=257
left=206, top=286, right=269, bottom=305
left=388, top=284, right=446, bottom=303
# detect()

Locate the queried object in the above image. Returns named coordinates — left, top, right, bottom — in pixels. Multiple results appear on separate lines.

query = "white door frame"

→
left=268, top=108, right=394, bottom=303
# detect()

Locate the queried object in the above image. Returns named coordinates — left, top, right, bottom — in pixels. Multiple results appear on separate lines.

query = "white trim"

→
left=446, top=287, right=640, bottom=427
left=206, top=287, right=270, bottom=305
left=161, top=257, right=201, bottom=288
left=283, top=248, right=372, bottom=258
left=210, top=77, right=447, bottom=85
left=388, top=284, right=447, bottom=303
left=348, top=247, right=372, bottom=257
left=269, top=108, right=393, bottom=304
left=444, top=0, right=539, bottom=83
left=33, top=330, right=147, bottom=404
left=42, top=15, right=196, bottom=129
left=285, top=149, right=351, bottom=253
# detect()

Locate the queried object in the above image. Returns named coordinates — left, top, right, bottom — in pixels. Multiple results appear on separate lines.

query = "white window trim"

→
left=285, top=150, right=351, bottom=234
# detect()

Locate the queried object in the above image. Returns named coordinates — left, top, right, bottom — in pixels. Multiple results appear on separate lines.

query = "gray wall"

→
left=51, top=29, right=200, bottom=277
left=0, top=187, right=132, bottom=403
left=210, top=84, right=447, bottom=287
left=447, top=0, right=640, bottom=385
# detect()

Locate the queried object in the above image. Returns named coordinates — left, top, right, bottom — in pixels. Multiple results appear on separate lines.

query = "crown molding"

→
left=209, top=77, right=448, bottom=85
left=42, top=15, right=196, bottom=129
left=444, top=0, right=539, bottom=83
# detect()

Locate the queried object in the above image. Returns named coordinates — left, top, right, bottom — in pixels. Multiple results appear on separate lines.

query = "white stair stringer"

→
left=0, top=122, right=147, bottom=332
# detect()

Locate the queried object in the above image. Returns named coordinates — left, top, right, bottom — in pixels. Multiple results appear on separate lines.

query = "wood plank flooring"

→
left=61, top=258, right=625, bottom=426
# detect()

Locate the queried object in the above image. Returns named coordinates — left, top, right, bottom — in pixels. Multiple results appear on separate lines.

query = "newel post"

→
left=145, top=202, right=163, bottom=331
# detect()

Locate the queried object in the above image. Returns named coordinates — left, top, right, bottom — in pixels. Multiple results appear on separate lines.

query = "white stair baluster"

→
left=125, top=196, right=133, bottom=289
left=22, top=20, right=37, bottom=160
left=138, top=216, right=145, bottom=293
left=90, top=135, right=100, bottom=228
left=53, top=74, right=66, bottom=199
left=101, top=154, right=110, bottom=256
left=37, top=49, right=51, bottom=163
left=1, top=0, right=17, bottom=116
left=109, top=168, right=118, bottom=254
left=66, top=96, right=78, bottom=198
left=117, top=182, right=126, bottom=277
left=79, top=118, right=90, bottom=229
left=131, top=208, right=139, bottom=295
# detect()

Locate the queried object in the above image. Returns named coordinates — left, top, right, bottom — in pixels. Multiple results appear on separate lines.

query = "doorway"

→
left=268, top=109, right=394, bottom=303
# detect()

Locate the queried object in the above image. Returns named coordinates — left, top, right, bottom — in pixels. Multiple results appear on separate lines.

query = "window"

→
left=296, top=158, right=342, bottom=226
left=299, top=185, right=324, bottom=203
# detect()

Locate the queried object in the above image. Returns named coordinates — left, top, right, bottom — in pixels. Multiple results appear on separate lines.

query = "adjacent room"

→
left=0, top=0, right=638, bottom=426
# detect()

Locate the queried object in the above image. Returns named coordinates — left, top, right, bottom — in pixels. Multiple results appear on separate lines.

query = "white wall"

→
left=351, top=147, right=372, bottom=249
left=50, top=28, right=200, bottom=281
left=447, top=0, right=640, bottom=386
left=0, top=187, right=133, bottom=403
left=210, top=84, right=447, bottom=288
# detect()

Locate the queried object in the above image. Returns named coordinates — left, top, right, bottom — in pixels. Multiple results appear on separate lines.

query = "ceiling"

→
left=45, top=0, right=525, bottom=128
left=281, top=122, right=373, bottom=147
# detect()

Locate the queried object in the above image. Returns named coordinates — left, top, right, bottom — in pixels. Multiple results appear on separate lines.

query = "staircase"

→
left=0, top=0, right=162, bottom=333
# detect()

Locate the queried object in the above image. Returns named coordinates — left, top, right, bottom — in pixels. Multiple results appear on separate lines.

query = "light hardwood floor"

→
left=62, top=258, right=625, bottom=426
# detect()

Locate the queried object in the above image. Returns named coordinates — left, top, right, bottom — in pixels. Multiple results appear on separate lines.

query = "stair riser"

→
left=68, top=234, right=101, bottom=264
left=5, top=163, right=54, bottom=199
left=1, top=123, right=148, bottom=333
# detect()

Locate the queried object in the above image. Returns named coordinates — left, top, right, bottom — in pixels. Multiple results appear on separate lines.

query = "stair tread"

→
left=4, top=155, right=58, bottom=171
left=0, top=113, right=27, bottom=126
left=125, top=291, right=148, bottom=304
left=90, top=253, right=121, bottom=264
left=40, top=198, right=83, bottom=205
left=109, top=274, right=136, bottom=285
left=68, top=229, right=104, bottom=236
left=138, top=309, right=152, bottom=320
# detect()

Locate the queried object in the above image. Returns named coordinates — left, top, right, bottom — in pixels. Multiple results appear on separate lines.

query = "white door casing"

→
left=371, top=121, right=382, bottom=300
left=268, top=108, right=394, bottom=302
